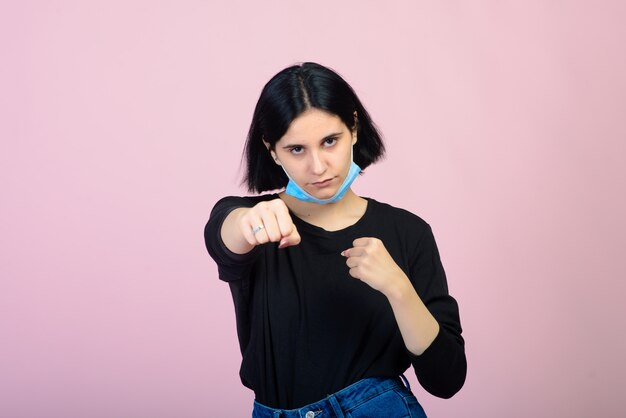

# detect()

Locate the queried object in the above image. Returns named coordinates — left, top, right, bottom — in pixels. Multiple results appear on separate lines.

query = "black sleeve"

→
left=203, top=196, right=262, bottom=282
left=407, top=224, right=467, bottom=399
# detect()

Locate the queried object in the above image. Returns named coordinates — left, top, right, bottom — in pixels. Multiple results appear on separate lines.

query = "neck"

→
left=279, top=189, right=362, bottom=220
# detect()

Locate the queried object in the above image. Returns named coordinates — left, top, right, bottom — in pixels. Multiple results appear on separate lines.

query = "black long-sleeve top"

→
left=204, top=194, right=466, bottom=409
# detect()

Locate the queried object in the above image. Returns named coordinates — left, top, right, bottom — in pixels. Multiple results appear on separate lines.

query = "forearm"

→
left=220, top=207, right=255, bottom=255
left=384, top=275, right=440, bottom=356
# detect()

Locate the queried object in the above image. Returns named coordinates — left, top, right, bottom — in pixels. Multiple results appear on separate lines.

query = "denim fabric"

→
left=252, top=375, right=427, bottom=418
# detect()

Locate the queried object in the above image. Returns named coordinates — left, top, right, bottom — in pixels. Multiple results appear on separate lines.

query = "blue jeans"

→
left=252, top=375, right=427, bottom=418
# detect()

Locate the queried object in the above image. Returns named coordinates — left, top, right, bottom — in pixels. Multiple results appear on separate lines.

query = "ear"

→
left=262, top=137, right=281, bottom=166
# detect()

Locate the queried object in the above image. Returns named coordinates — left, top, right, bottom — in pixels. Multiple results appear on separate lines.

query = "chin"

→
left=303, top=188, right=332, bottom=199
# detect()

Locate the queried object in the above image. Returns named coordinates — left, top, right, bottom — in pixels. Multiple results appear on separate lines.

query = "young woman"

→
left=204, top=62, right=466, bottom=417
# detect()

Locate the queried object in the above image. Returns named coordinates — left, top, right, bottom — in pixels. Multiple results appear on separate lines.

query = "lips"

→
left=311, top=177, right=334, bottom=188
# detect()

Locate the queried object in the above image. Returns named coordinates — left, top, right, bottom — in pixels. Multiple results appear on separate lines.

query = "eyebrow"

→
left=281, top=132, right=343, bottom=149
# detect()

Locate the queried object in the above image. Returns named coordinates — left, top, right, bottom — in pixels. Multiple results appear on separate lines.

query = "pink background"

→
left=1, top=1, right=625, bottom=417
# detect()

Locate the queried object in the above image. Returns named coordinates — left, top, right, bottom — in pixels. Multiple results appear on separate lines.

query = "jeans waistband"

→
left=253, top=375, right=411, bottom=418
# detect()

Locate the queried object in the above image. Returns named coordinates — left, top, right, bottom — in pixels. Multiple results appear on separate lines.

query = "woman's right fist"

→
left=239, top=199, right=301, bottom=248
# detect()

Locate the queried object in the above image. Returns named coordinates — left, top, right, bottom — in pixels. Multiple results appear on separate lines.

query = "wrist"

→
left=383, top=271, right=413, bottom=301
left=233, top=207, right=250, bottom=223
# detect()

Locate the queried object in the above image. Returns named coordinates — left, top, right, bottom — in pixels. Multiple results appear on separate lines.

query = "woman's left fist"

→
left=341, top=237, right=408, bottom=295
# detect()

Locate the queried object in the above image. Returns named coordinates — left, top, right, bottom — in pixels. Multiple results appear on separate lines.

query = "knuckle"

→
left=270, top=232, right=281, bottom=241
left=271, top=199, right=287, bottom=213
left=280, top=222, right=293, bottom=235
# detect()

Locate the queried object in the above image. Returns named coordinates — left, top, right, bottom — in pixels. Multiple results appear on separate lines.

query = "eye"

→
left=324, top=137, right=338, bottom=146
left=289, top=146, right=304, bottom=155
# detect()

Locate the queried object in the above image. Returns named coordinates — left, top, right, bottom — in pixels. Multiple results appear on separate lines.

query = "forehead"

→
left=278, top=109, right=346, bottom=144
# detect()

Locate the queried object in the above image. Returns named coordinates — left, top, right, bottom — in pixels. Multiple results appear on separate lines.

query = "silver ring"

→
left=251, top=225, right=265, bottom=235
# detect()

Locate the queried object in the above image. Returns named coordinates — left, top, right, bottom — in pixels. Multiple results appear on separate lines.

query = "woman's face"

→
left=269, top=108, right=356, bottom=200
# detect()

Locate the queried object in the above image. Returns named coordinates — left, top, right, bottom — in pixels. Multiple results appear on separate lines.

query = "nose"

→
left=309, top=150, right=326, bottom=176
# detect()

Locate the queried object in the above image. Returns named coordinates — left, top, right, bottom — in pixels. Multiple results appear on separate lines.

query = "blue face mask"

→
left=281, top=147, right=362, bottom=204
